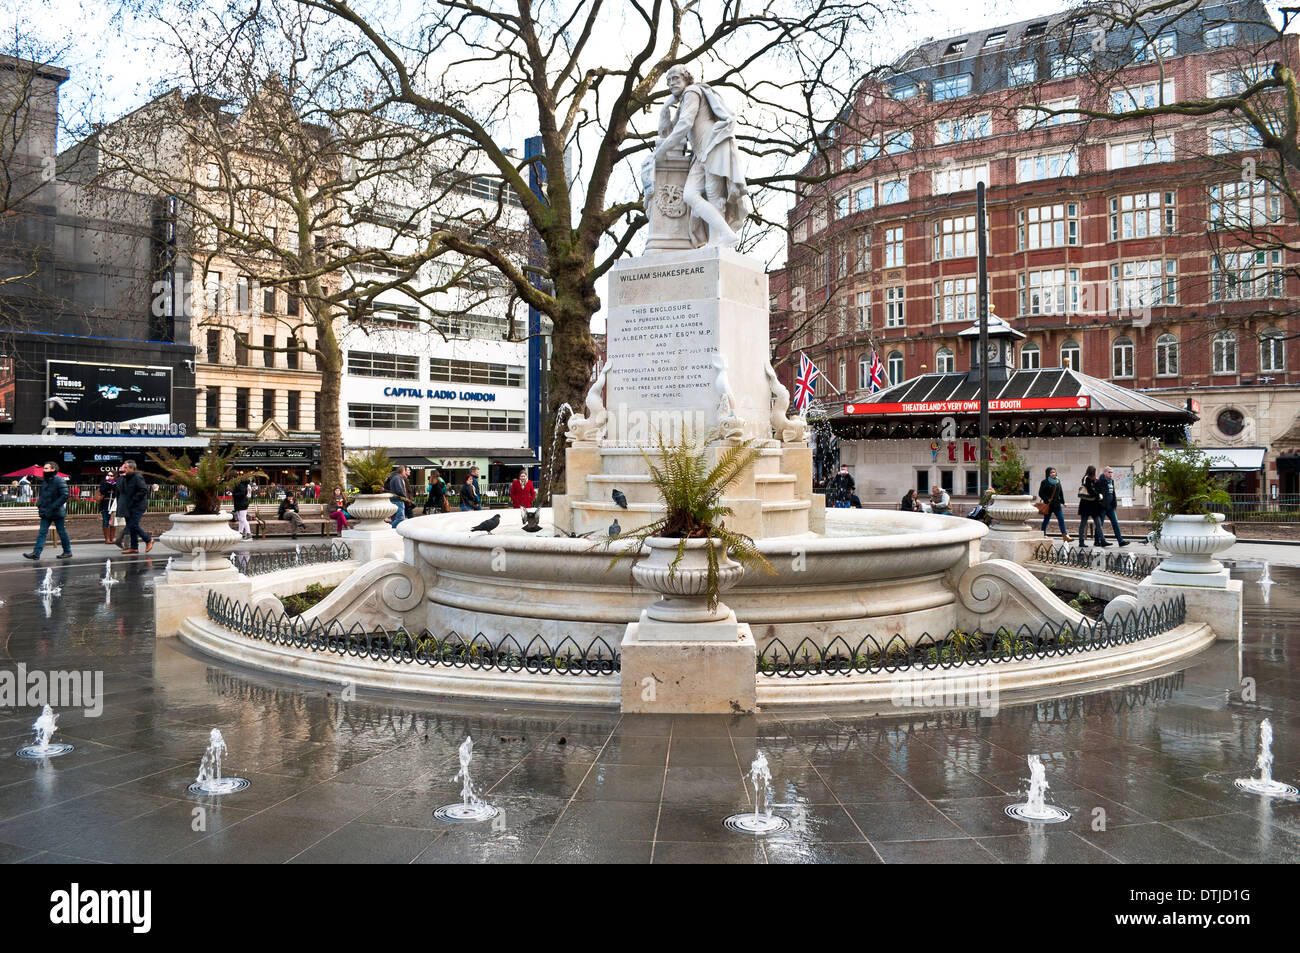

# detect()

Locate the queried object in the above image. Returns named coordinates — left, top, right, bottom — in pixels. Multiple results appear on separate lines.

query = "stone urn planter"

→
left=345, top=493, right=399, bottom=532
left=158, top=512, right=244, bottom=571
left=986, top=494, right=1039, bottom=533
left=631, top=537, right=745, bottom=623
left=1150, top=513, right=1236, bottom=585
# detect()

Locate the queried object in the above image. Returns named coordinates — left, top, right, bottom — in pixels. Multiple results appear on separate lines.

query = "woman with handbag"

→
left=1076, top=465, right=1107, bottom=547
left=1036, top=467, right=1071, bottom=541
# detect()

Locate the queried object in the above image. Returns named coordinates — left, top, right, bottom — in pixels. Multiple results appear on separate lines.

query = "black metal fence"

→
left=232, top=541, right=353, bottom=577
left=1031, top=542, right=1160, bottom=580
left=756, top=595, right=1186, bottom=678
left=205, top=591, right=620, bottom=675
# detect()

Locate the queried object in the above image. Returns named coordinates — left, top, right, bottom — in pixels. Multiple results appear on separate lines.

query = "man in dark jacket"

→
left=116, top=460, right=154, bottom=554
left=1098, top=466, right=1128, bottom=546
left=385, top=465, right=409, bottom=529
left=23, top=462, right=72, bottom=560
left=827, top=465, right=856, bottom=508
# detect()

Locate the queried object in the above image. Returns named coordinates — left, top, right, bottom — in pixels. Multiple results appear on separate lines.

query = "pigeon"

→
left=470, top=513, right=501, bottom=533
left=609, top=518, right=621, bottom=537
left=611, top=488, right=628, bottom=509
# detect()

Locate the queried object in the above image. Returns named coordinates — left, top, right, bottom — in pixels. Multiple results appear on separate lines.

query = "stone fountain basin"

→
left=398, top=508, right=987, bottom=649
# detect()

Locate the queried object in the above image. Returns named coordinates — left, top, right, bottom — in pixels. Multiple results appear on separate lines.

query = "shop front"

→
left=225, top=442, right=322, bottom=491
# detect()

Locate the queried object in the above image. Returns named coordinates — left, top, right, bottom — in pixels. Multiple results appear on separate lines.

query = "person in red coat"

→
left=509, top=468, right=536, bottom=508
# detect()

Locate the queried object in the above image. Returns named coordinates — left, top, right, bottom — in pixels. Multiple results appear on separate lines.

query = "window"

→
left=1019, top=342, right=1041, bottom=370
left=855, top=186, right=874, bottom=213
left=946, top=40, right=968, bottom=56
left=1209, top=65, right=1270, bottom=97
left=936, top=347, right=955, bottom=373
left=1007, top=62, right=1037, bottom=85
left=935, top=114, right=991, bottom=144
left=286, top=293, right=299, bottom=317
left=855, top=290, right=871, bottom=330
left=206, top=329, right=220, bottom=363
left=1212, top=331, right=1237, bottom=375
left=1211, top=250, right=1285, bottom=300
left=858, top=354, right=870, bottom=389
left=263, top=334, right=275, bottom=367
left=885, top=286, right=905, bottom=327
left=1210, top=179, right=1282, bottom=229
left=235, top=388, right=249, bottom=430
left=234, top=333, right=249, bottom=366
left=932, top=162, right=988, bottom=194
left=932, top=74, right=971, bottom=100
left=1112, top=336, right=1135, bottom=378
left=262, top=389, right=275, bottom=423
left=1111, top=80, right=1175, bottom=113
left=262, top=287, right=275, bottom=314
left=205, top=386, right=220, bottom=427
left=835, top=192, right=852, bottom=220
left=287, top=391, right=300, bottom=431
left=1108, top=135, right=1175, bottom=169
left=285, top=336, right=299, bottom=370
left=1019, top=268, right=1080, bottom=315
left=838, top=358, right=846, bottom=392
left=864, top=130, right=913, bottom=158
left=916, top=470, right=930, bottom=494
left=349, top=403, right=419, bottom=429
left=884, top=226, right=904, bottom=267
left=347, top=350, right=420, bottom=379
left=984, top=31, right=1007, bottom=47
left=965, top=470, right=981, bottom=496
left=842, top=145, right=857, bottom=168
left=236, top=276, right=250, bottom=313
left=887, top=350, right=904, bottom=384
left=1050, top=52, right=1088, bottom=78
left=1205, top=23, right=1236, bottom=48
left=205, top=272, right=224, bottom=315
left=1017, top=151, right=1077, bottom=182
left=1131, top=32, right=1176, bottom=62
left=933, top=215, right=981, bottom=259
left=1261, top=329, right=1286, bottom=373
left=880, top=177, right=908, bottom=204
left=1109, top=191, right=1176, bottom=240
left=1017, top=97, right=1080, bottom=130
left=1061, top=339, right=1082, bottom=372
left=429, top=359, right=525, bottom=387
left=940, top=468, right=955, bottom=493
left=429, top=408, right=526, bottom=432
left=1209, top=125, right=1263, bottom=154
left=1156, top=334, right=1179, bottom=377
left=1019, top=203, right=1079, bottom=250
left=1217, top=408, right=1245, bottom=435
left=935, top=277, right=977, bottom=323
left=853, top=230, right=870, bottom=273
left=892, top=82, right=918, bottom=100
left=1112, top=260, right=1178, bottom=310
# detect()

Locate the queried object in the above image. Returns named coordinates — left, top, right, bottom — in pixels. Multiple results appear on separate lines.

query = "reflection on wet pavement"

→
left=0, top=554, right=1296, bottom=863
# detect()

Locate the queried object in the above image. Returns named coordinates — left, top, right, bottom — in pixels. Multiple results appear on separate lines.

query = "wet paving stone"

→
left=0, top=548, right=1296, bottom=862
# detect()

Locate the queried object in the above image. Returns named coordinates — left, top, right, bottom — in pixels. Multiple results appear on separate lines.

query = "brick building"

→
left=772, top=0, right=1299, bottom=499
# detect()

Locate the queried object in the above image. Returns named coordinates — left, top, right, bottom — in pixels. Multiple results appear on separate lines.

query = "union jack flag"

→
left=868, top=351, right=886, bottom=393
left=793, top=352, right=820, bottom=413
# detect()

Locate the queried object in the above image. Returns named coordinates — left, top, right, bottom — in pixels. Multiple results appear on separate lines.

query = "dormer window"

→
left=1025, top=22, right=1047, bottom=37
left=985, top=31, right=1007, bottom=47
left=946, top=39, right=968, bottom=56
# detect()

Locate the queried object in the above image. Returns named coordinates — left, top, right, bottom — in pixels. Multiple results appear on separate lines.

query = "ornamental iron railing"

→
left=232, top=541, right=352, bottom=576
left=205, top=591, right=619, bottom=676
left=1031, top=542, right=1160, bottom=580
left=756, top=595, right=1186, bottom=678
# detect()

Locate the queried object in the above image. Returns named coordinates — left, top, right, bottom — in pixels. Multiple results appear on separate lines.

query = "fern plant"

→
left=1133, top=442, right=1231, bottom=545
left=346, top=447, right=394, bottom=493
left=606, top=434, right=776, bottom=612
left=147, top=442, right=265, bottom=515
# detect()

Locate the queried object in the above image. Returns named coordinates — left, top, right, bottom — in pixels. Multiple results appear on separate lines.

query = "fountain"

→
left=434, top=736, right=499, bottom=822
left=1234, top=719, right=1299, bottom=798
left=724, top=752, right=791, bottom=834
left=101, top=559, right=118, bottom=588
left=35, top=569, right=61, bottom=597
left=16, top=705, right=74, bottom=759
left=541, top=401, right=574, bottom=505
left=187, top=728, right=251, bottom=795
left=1005, top=755, right=1071, bottom=822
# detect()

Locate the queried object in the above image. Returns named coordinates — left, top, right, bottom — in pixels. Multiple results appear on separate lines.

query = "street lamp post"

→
left=976, top=181, right=990, bottom=496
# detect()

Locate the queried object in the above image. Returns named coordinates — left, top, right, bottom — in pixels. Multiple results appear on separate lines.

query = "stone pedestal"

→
left=981, top=532, right=1045, bottom=565
left=620, top=622, right=757, bottom=713
left=1138, top=577, right=1243, bottom=642
left=1147, top=565, right=1231, bottom=588
left=342, top=527, right=403, bottom=564
left=153, top=567, right=249, bottom=638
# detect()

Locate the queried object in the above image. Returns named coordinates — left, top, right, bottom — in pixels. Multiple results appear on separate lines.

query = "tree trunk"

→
left=542, top=277, right=599, bottom=500
left=314, top=306, right=345, bottom=494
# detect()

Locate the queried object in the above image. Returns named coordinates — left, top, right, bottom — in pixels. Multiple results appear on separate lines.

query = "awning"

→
left=1205, top=447, right=1267, bottom=472
left=490, top=453, right=541, bottom=467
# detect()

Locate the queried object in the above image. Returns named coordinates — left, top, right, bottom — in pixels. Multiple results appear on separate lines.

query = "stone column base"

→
left=1147, top=566, right=1231, bottom=589
left=620, top=622, right=757, bottom=713
left=636, top=607, right=740, bottom=641
left=980, top=532, right=1045, bottom=564
left=341, top=528, right=403, bottom=564
left=154, top=568, right=249, bottom=638
left=1138, top=577, right=1242, bottom=642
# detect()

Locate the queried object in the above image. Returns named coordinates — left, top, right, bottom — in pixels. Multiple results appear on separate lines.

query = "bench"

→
left=248, top=503, right=337, bottom=539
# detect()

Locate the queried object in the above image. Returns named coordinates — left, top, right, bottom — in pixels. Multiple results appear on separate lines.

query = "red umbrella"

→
left=2, top=465, right=71, bottom=479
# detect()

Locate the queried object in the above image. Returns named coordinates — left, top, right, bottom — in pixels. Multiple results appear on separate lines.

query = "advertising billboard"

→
left=46, top=361, right=171, bottom=426
left=0, top=355, right=13, bottom=424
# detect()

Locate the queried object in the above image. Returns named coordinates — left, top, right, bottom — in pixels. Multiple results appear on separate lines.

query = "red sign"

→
left=844, top=395, right=1091, bottom=416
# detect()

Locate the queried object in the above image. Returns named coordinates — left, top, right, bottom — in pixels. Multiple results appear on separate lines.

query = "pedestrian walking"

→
left=98, top=473, right=117, bottom=544
left=23, top=462, right=72, bottom=561
left=1036, top=467, right=1072, bottom=541
left=116, top=460, right=154, bottom=554
left=1076, top=464, right=1108, bottom=548
left=459, top=472, right=481, bottom=511
left=827, top=465, right=856, bottom=508
left=1097, top=465, right=1128, bottom=546
left=423, top=469, right=449, bottom=514
left=385, top=465, right=409, bottom=529
left=232, top=479, right=252, bottom=539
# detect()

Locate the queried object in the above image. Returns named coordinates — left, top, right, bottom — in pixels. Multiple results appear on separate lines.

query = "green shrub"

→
left=1133, top=442, right=1231, bottom=545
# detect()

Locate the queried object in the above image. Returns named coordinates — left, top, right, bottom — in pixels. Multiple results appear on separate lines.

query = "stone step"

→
left=586, top=473, right=659, bottom=505
left=754, top=473, right=798, bottom=503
